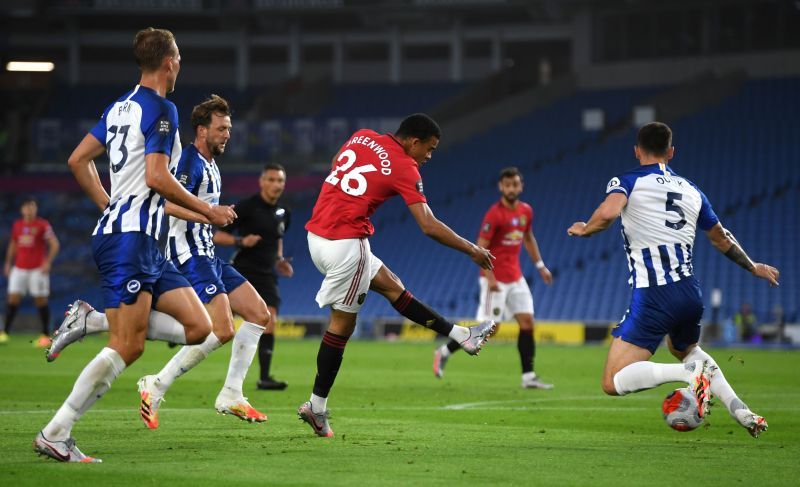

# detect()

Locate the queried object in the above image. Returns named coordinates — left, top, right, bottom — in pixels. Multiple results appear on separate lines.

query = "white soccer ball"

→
left=662, top=387, right=704, bottom=431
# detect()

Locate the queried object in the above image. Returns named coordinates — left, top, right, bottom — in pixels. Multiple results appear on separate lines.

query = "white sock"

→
left=682, top=346, right=746, bottom=416
left=42, top=347, right=125, bottom=440
left=92, top=310, right=187, bottom=344
left=155, top=332, right=222, bottom=391
left=220, top=321, right=264, bottom=398
left=448, top=325, right=471, bottom=342
left=438, top=344, right=451, bottom=358
left=613, top=361, right=693, bottom=395
left=310, top=393, right=327, bottom=413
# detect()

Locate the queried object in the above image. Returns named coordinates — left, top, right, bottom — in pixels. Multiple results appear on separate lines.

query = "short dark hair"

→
left=499, top=167, right=523, bottom=182
left=637, top=122, right=672, bottom=156
left=133, top=27, right=177, bottom=72
left=395, top=113, right=441, bottom=141
left=263, top=162, right=285, bottom=173
left=191, top=94, right=231, bottom=131
left=21, top=196, right=37, bottom=206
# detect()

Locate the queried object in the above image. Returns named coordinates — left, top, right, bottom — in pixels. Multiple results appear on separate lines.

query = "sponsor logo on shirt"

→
left=501, top=230, right=524, bottom=245
left=177, top=172, right=189, bottom=186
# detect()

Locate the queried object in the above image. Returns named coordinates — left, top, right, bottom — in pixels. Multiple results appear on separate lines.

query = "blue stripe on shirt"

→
left=641, top=247, right=658, bottom=287
left=657, top=244, right=674, bottom=284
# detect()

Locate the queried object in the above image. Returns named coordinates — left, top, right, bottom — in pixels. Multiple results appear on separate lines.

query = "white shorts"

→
left=307, top=232, right=384, bottom=313
left=8, top=266, right=50, bottom=298
left=476, top=276, right=534, bottom=321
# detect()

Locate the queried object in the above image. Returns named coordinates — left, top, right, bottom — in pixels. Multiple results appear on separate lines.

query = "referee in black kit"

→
left=214, top=163, right=293, bottom=390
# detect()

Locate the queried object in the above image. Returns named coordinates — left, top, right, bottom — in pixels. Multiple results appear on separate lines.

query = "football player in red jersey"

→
left=298, top=113, right=497, bottom=437
left=432, top=167, right=555, bottom=388
left=2, top=197, right=60, bottom=346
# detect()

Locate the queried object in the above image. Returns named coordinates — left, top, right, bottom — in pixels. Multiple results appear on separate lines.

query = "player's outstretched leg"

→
left=48, top=300, right=189, bottom=362
left=215, top=321, right=268, bottom=422
left=680, top=345, right=767, bottom=437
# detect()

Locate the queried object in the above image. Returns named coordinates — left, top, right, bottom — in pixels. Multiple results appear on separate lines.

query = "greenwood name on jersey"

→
left=606, top=163, right=719, bottom=288
left=306, top=129, right=427, bottom=240
left=166, top=144, right=221, bottom=264
left=89, top=85, right=181, bottom=239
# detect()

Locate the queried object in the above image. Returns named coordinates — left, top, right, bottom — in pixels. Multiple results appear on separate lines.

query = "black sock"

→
left=446, top=339, right=461, bottom=353
left=3, top=304, right=19, bottom=333
left=258, top=333, right=275, bottom=381
left=37, top=306, right=50, bottom=335
left=312, top=331, right=349, bottom=398
left=518, top=329, right=534, bottom=373
left=392, top=290, right=454, bottom=337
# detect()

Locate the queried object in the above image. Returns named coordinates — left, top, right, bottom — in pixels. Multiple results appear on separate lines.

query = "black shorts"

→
left=237, top=268, right=280, bottom=309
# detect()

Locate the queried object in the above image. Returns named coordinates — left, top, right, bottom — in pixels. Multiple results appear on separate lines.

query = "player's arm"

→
left=567, top=193, right=628, bottom=238
left=212, top=230, right=262, bottom=248
left=408, top=202, right=495, bottom=270
left=67, top=134, right=111, bottom=211
left=41, top=232, right=60, bottom=274
left=164, top=201, right=210, bottom=224
left=3, top=239, right=16, bottom=277
left=144, top=153, right=236, bottom=227
left=705, top=223, right=780, bottom=286
left=523, top=230, right=553, bottom=285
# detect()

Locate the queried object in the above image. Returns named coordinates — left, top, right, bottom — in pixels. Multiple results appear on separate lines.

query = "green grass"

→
left=0, top=334, right=798, bottom=486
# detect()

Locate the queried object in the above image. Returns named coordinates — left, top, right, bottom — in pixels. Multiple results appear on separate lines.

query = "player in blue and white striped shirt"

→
left=34, top=28, right=236, bottom=463
left=139, top=95, right=273, bottom=426
left=569, top=122, right=779, bottom=438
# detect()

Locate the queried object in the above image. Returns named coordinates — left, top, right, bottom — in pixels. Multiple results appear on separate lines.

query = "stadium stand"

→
left=1, top=78, right=796, bottom=332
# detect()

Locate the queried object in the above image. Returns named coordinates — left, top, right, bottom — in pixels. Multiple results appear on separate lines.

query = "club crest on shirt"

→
left=126, top=280, right=141, bottom=294
left=205, top=284, right=217, bottom=295
left=276, top=208, right=286, bottom=217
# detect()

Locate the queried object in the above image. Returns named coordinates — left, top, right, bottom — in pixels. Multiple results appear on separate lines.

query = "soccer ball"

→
left=662, top=387, right=704, bottom=431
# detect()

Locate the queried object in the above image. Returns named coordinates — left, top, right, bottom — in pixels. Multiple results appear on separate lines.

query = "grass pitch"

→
left=0, top=334, right=798, bottom=486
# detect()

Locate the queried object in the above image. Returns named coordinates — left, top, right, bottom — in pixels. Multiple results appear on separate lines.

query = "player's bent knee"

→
left=184, top=321, right=212, bottom=345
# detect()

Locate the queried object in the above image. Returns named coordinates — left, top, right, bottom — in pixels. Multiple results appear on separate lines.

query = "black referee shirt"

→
left=222, top=194, right=291, bottom=276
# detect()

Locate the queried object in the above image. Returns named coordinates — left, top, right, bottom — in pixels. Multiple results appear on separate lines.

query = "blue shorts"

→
left=92, top=233, right=190, bottom=309
left=612, top=277, right=704, bottom=354
left=175, top=255, right=247, bottom=304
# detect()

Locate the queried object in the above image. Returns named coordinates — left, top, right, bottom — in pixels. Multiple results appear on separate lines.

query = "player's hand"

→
left=539, top=266, right=553, bottom=285
left=567, top=222, right=588, bottom=237
left=470, top=245, right=495, bottom=270
left=277, top=257, right=294, bottom=278
left=241, top=234, right=262, bottom=248
left=488, top=280, right=500, bottom=292
left=208, top=205, right=237, bottom=227
left=40, top=262, right=51, bottom=274
left=752, top=263, right=780, bottom=287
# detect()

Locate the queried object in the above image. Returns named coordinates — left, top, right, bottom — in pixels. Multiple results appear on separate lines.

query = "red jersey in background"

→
left=477, top=201, right=533, bottom=283
left=11, top=218, right=54, bottom=269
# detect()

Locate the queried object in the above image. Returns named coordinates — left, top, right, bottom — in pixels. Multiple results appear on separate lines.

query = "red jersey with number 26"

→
left=306, top=129, right=427, bottom=240
left=478, top=201, right=533, bottom=283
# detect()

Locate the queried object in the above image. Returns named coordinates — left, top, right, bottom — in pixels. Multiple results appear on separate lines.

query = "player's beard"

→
left=211, top=143, right=226, bottom=157
left=502, top=192, right=519, bottom=204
